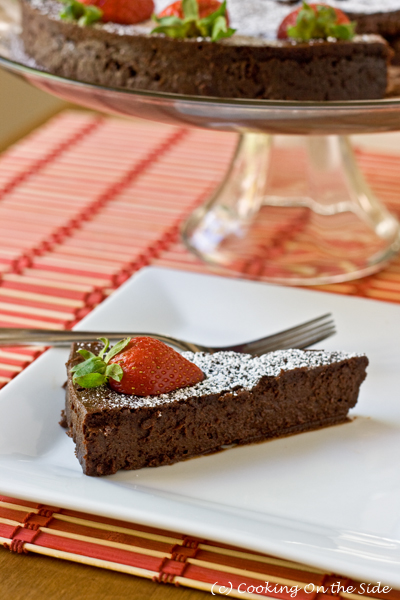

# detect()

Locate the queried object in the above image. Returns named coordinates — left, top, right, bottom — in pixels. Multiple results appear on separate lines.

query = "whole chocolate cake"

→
left=20, top=0, right=391, bottom=101
left=63, top=342, right=368, bottom=476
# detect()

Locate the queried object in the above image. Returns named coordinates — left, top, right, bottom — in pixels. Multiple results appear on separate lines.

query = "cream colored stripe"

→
left=0, top=537, right=11, bottom=545
left=188, top=558, right=306, bottom=588
left=54, top=514, right=180, bottom=545
left=0, top=346, right=47, bottom=352
left=0, top=516, right=20, bottom=527
left=198, top=544, right=325, bottom=574
left=0, top=363, right=22, bottom=373
left=36, top=256, right=117, bottom=274
left=0, top=376, right=11, bottom=383
left=173, top=578, right=213, bottom=594
left=27, top=269, right=110, bottom=287
left=0, top=301, right=72, bottom=320
left=0, top=501, right=39, bottom=514
left=0, top=314, right=65, bottom=329
left=21, top=544, right=158, bottom=579
left=54, top=245, right=135, bottom=263
left=41, top=527, right=170, bottom=559
left=0, top=287, right=83, bottom=307
left=3, top=273, right=95, bottom=293
left=0, top=350, right=34, bottom=361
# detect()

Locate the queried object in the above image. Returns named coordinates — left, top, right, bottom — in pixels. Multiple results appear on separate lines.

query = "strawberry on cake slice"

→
left=79, top=0, right=155, bottom=24
left=262, top=0, right=400, bottom=65
left=20, top=0, right=391, bottom=100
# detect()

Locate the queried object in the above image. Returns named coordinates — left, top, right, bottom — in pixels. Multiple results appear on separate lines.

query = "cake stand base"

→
left=182, top=134, right=400, bottom=285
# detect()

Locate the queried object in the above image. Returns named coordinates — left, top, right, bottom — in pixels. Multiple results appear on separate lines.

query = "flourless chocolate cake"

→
left=20, top=0, right=391, bottom=101
left=63, top=341, right=368, bottom=476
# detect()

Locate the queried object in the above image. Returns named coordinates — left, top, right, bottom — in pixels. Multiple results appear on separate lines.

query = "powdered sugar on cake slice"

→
left=76, top=348, right=365, bottom=410
left=27, top=0, right=400, bottom=40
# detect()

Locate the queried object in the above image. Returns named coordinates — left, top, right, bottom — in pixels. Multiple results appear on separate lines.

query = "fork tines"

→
left=241, top=313, right=336, bottom=356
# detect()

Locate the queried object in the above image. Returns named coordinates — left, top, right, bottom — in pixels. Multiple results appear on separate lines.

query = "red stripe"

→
left=0, top=523, right=17, bottom=538
left=49, top=519, right=174, bottom=554
left=0, top=369, right=22, bottom=379
left=60, top=508, right=183, bottom=539
left=32, top=531, right=164, bottom=571
left=0, top=281, right=99, bottom=303
left=0, top=506, right=32, bottom=522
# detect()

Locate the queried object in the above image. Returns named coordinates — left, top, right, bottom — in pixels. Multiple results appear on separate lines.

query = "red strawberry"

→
left=277, top=3, right=350, bottom=39
left=158, top=0, right=228, bottom=22
left=81, top=0, right=155, bottom=25
left=108, top=336, right=204, bottom=396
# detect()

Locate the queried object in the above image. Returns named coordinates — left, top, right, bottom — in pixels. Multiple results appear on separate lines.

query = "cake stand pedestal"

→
left=2, top=13, right=400, bottom=284
left=182, top=132, right=400, bottom=284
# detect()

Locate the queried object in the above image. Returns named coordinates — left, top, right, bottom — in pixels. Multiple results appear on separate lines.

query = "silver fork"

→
left=0, top=314, right=335, bottom=355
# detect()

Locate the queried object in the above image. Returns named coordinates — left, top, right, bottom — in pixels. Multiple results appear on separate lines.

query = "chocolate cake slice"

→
left=63, top=342, right=368, bottom=476
left=20, top=0, right=391, bottom=101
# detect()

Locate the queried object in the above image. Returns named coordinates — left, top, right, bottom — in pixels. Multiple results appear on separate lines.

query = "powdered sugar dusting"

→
left=26, top=0, right=400, bottom=40
left=74, top=348, right=364, bottom=411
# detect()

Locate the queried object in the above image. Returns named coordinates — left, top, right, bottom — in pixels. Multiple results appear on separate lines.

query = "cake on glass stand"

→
left=1, top=0, right=400, bottom=285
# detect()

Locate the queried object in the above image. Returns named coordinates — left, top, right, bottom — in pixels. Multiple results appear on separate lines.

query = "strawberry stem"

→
left=151, top=0, right=235, bottom=41
left=60, top=0, right=103, bottom=26
left=287, top=2, right=355, bottom=41
left=71, top=337, right=131, bottom=388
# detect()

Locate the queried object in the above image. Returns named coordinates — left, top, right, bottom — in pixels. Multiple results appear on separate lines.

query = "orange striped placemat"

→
left=1, top=110, right=400, bottom=593
left=1, top=494, right=399, bottom=599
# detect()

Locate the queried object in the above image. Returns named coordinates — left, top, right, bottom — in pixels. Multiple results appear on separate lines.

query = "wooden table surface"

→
left=0, top=550, right=208, bottom=600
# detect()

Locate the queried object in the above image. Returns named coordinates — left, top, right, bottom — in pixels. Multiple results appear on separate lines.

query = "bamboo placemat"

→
left=1, top=110, right=400, bottom=595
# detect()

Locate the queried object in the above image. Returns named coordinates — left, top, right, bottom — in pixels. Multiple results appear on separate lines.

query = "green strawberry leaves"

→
left=101, top=337, right=132, bottom=362
left=71, top=337, right=131, bottom=388
left=60, top=0, right=103, bottom=26
left=151, top=0, right=236, bottom=42
left=287, top=2, right=355, bottom=42
left=182, top=0, right=199, bottom=20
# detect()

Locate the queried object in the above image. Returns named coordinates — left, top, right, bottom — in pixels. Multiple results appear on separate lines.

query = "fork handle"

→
left=0, top=329, right=200, bottom=352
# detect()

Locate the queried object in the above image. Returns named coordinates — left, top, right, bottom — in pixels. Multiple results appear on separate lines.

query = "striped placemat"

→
left=1, top=110, right=400, bottom=594
left=1, top=494, right=399, bottom=599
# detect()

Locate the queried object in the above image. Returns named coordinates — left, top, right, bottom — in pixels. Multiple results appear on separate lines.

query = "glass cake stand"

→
left=2, top=8, right=400, bottom=285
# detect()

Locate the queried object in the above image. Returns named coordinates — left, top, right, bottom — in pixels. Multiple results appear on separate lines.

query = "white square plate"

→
left=1, top=267, right=400, bottom=584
